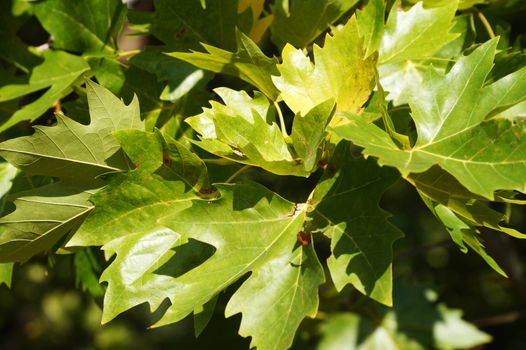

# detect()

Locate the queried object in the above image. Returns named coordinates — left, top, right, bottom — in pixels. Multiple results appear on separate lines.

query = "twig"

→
left=226, top=165, right=252, bottom=183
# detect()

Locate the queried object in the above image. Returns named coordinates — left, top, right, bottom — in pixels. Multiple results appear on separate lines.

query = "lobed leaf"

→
left=169, top=30, right=280, bottom=100
left=332, top=40, right=526, bottom=199
left=273, top=17, right=376, bottom=115
left=32, top=0, right=126, bottom=55
left=0, top=50, right=90, bottom=130
left=309, top=142, right=403, bottom=306
left=270, top=0, right=358, bottom=49
left=0, top=81, right=142, bottom=181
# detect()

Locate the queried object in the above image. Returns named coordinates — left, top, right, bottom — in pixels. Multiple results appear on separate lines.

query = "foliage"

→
left=1, top=0, right=526, bottom=349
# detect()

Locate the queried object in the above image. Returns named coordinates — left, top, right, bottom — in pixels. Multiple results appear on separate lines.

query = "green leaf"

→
left=356, top=0, right=385, bottom=57
left=408, top=167, right=526, bottom=239
left=69, top=172, right=195, bottom=247
left=378, top=1, right=460, bottom=104
left=422, top=198, right=507, bottom=276
left=0, top=1, right=40, bottom=71
left=186, top=87, right=310, bottom=177
left=332, top=40, right=526, bottom=198
left=0, top=262, right=13, bottom=287
left=0, top=162, right=17, bottom=200
left=92, top=59, right=169, bottom=128
left=115, top=129, right=210, bottom=191
left=0, top=81, right=142, bottom=181
left=309, top=142, right=403, bottom=306
left=99, top=226, right=183, bottom=323
left=225, top=241, right=324, bottom=350
left=169, top=30, right=280, bottom=100
left=318, top=286, right=491, bottom=350
left=272, top=17, right=377, bottom=115
left=129, top=46, right=212, bottom=102
left=270, top=0, right=358, bottom=49
left=408, top=0, right=487, bottom=10
left=136, top=0, right=239, bottom=50
left=0, top=50, right=90, bottom=130
left=291, top=99, right=335, bottom=172
left=0, top=182, right=97, bottom=262
left=379, top=1, right=459, bottom=64
left=74, top=248, right=104, bottom=297
left=33, top=0, right=126, bottom=55
left=194, top=295, right=218, bottom=337
left=76, top=174, right=324, bottom=349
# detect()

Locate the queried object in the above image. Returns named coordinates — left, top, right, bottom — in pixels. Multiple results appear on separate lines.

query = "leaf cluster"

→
left=1, top=0, right=525, bottom=349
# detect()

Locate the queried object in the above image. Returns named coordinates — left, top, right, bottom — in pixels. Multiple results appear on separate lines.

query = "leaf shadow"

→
left=155, top=238, right=215, bottom=279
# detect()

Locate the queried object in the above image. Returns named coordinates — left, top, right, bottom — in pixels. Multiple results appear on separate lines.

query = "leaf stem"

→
left=374, top=69, right=410, bottom=149
left=274, top=101, right=289, bottom=138
left=203, top=158, right=237, bottom=165
left=476, top=10, right=496, bottom=39
left=225, top=165, right=252, bottom=183
left=117, top=49, right=141, bottom=59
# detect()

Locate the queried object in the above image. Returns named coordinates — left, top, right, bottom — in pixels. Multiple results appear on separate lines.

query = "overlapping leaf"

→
left=318, top=286, right=491, bottom=350
left=71, top=135, right=325, bottom=349
left=186, top=87, right=334, bottom=176
left=33, top=0, right=127, bottom=55
left=0, top=50, right=90, bottom=130
left=238, top=0, right=273, bottom=43
left=0, top=182, right=97, bottom=262
left=408, top=167, right=525, bottom=240
left=272, top=17, right=376, bottom=115
left=332, top=39, right=526, bottom=199
left=169, top=31, right=280, bottom=100
left=270, top=0, right=358, bottom=49
left=0, top=82, right=143, bottom=261
left=377, top=1, right=461, bottom=104
left=129, top=0, right=240, bottom=50
left=308, top=142, right=403, bottom=306
left=0, top=81, right=142, bottom=181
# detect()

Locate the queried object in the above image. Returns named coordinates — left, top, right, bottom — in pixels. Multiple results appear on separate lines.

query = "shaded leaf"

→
left=169, top=30, right=280, bottom=99
left=238, top=0, right=273, bottom=43
left=0, top=50, right=90, bottom=130
left=318, top=286, right=491, bottom=350
left=332, top=40, right=526, bottom=198
left=408, top=167, right=526, bottom=239
left=136, top=0, right=239, bottom=50
left=33, top=0, right=127, bottom=55
left=0, top=262, right=13, bottom=287
left=270, top=0, right=358, bottom=49
left=291, top=99, right=335, bottom=172
left=129, top=46, right=212, bottom=103
left=0, top=182, right=97, bottom=262
left=309, top=142, right=403, bottom=305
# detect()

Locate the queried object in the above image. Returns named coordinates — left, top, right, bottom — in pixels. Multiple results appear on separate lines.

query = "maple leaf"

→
left=0, top=81, right=142, bottom=181
left=332, top=39, right=526, bottom=199
left=272, top=16, right=376, bottom=115
left=308, top=142, right=403, bottom=306
left=169, top=30, right=280, bottom=100
left=0, top=82, right=143, bottom=261
left=270, top=0, right=358, bottom=49
left=377, top=1, right=461, bottom=105
left=187, top=87, right=333, bottom=176
left=0, top=50, right=90, bottom=131
left=318, top=286, right=491, bottom=350
left=32, top=0, right=126, bottom=55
